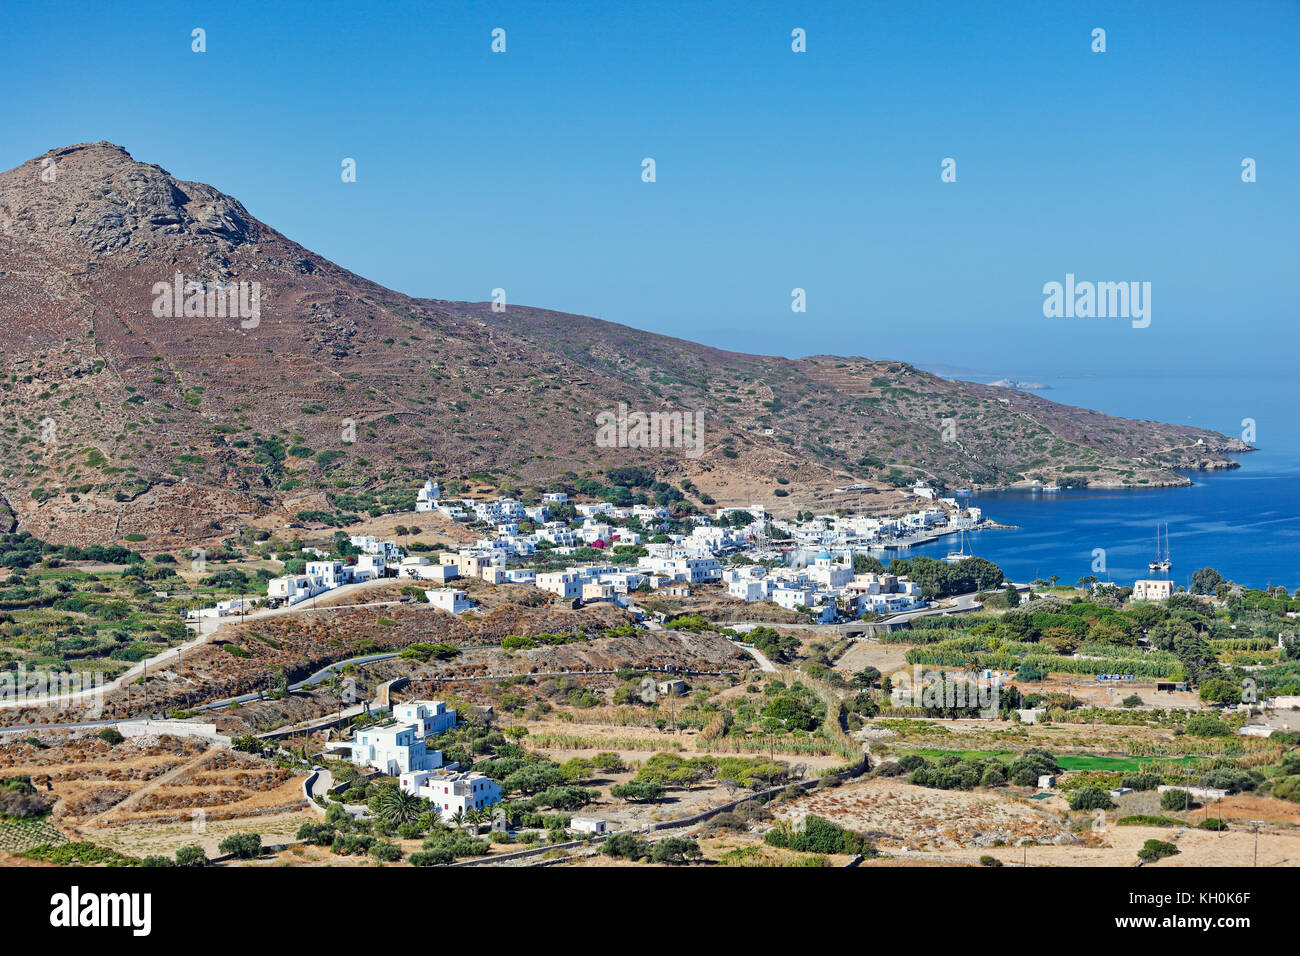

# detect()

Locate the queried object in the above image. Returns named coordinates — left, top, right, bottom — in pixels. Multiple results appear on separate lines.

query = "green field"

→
left=905, top=748, right=1015, bottom=761
left=904, top=749, right=1205, bottom=774
left=1054, top=754, right=1204, bottom=773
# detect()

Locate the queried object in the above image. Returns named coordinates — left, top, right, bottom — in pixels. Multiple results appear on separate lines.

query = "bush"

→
left=1068, top=787, right=1114, bottom=811
left=368, top=840, right=403, bottom=862
left=420, top=829, right=488, bottom=860
left=764, top=815, right=868, bottom=855
left=610, top=781, right=664, bottom=803
left=331, top=833, right=374, bottom=856
left=296, top=822, right=336, bottom=846
left=979, top=855, right=1003, bottom=867
left=174, top=844, right=209, bottom=867
left=601, top=832, right=649, bottom=860
left=1185, top=714, right=1234, bottom=738
left=651, top=837, right=702, bottom=865
left=1137, top=839, right=1179, bottom=862
left=1160, top=789, right=1196, bottom=811
left=217, top=832, right=262, bottom=859
left=592, top=752, right=626, bottom=773
left=98, top=728, right=125, bottom=746
left=1120, top=773, right=1161, bottom=792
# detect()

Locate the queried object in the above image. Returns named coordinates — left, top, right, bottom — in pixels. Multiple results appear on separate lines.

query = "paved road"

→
left=0, top=652, right=400, bottom=736
left=0, top=579, right=407, bottom=711
left=193, top=652, right=401, bottom=711
left=736, top=644, right=777, bottom=672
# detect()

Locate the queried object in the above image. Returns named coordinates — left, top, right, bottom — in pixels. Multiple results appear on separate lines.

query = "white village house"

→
left=400, top=769, right=502, bottom=815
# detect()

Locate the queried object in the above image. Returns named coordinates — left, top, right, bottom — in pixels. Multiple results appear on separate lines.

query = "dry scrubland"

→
left=0, top=732, right=316, bottom=859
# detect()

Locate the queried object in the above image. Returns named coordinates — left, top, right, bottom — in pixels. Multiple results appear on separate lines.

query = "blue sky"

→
left=2, top=0, right=1297, bottom=379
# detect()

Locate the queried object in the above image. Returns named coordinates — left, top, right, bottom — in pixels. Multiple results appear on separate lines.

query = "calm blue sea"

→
left=906, top=373, right=1299, bottom=589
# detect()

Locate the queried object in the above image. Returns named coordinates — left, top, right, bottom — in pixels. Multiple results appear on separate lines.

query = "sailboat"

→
left=945, top=529, right=972, bottom=563
left=1148, top=524, right=1171, bottom=572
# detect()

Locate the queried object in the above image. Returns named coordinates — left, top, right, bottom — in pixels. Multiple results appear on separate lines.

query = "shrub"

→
left=651, top=837, right=702, bottom=865
left=420, top=829, right=488, bottom=860
left=217, top=833, right=262, bottom=859
left=1137, top=839, right=1179, bottom=862
left=1120, top=773, right=1161, bottom=792
left=368, top=840, right=403, bottom=862
left=1160, top=789, right=1196, bottom=811
left=97, top=728, right=124, bottom=746
left=601, top=832, right=649, bottom=860
left=610, top=781, right=664, bottom=803
left=174, top=844, right=209, bottom=867
left=331, top=833, right=374, bottom=856
left=1185, top=714, right=1233, bottom=738
left=1068, top=787, right=1114, bottom=811
left=765, top=815, right=868, bottom=855
left=979, top=855, right=1003, bottom=867
left=296, top=822, right=335, bottom=846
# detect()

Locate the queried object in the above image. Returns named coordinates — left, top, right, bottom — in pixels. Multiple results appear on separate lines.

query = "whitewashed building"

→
left=400, top=769, right=501, bottom=815
left=425, top=588, right=475, bottom=613
left=415, top=479, right=441, bottom=512
left=346, top=724, right=443, bottom=776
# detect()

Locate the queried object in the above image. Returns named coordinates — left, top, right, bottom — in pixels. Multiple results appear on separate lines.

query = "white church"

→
left=415, top=479, right=441, bottom=512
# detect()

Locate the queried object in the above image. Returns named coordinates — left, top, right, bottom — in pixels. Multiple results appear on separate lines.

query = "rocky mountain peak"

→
left=0, top=141, right=260, bottom=258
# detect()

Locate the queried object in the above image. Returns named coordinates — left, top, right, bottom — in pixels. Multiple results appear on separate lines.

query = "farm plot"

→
left=773, top=777, right=1075, bottom=852
left=0, top=816, right=67, bottom=855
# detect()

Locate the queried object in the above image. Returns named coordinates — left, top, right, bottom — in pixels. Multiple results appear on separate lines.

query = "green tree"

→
left=174, top=844, right=209, bottom=867
left=217, top=832, right=262, bottom=859
left=374, top=786, right=424, bottom=825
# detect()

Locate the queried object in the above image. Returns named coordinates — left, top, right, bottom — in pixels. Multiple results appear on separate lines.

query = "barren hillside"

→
left=0, top=143, right=1250, bottom=544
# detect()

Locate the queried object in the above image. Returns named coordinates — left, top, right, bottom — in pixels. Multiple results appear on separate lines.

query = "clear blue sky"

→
left=3, top=0, right=1297, bottom=379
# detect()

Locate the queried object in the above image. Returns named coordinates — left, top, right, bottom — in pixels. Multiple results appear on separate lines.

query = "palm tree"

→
left=465, top=807, right=483, bottom=834
left=450, top=808, right=466, bottom=831
left=374, top=787, right=422, bottom=826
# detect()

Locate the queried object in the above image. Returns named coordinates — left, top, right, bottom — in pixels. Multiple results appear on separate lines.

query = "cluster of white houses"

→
left=724, top=552, right=924, bottom=623
left=326, top=700, right=503, bottom=816
left=773, top=486, right=984, bottom=551
left=257, top=481, right=952, bottom=623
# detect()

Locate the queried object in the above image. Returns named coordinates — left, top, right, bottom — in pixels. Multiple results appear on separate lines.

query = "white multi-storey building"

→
left=1133, top=579, right=1175, bottom=601
left=536, top=571, right=582, bottom=599
left=400, top=770, right=501, bottom=815
left=347, top=724, right=443, bottom=776
left=391, top=701, right=458, bottom=737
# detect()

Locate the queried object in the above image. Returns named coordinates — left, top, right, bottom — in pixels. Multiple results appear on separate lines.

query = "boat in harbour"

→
left=1148, top=523, right=1171, bottom=572
left=945, top=529, right=972, bottom=563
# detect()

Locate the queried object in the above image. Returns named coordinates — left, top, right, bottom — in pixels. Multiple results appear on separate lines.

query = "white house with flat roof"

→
left=1133, top=579, right=1175, bottom=601
left=392, top=700, right=458, bottom=738
left=425, top=589, right=475, bottom=614
left=401, top=769, right=501, bottom=815
left=346, top=724, right=443, bottom=776
left=305, top=560, right=349, bottom=590
left=537, top=571, right=582, bottom=599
